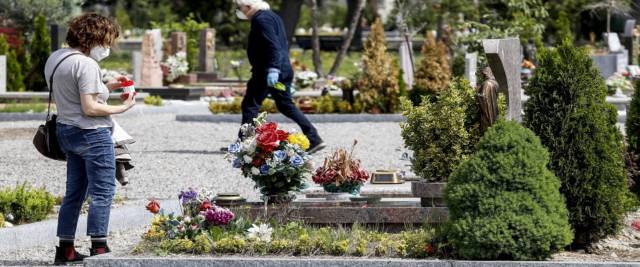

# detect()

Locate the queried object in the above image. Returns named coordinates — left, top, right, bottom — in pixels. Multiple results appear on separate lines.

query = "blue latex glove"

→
left=267, top=71, right=279, bottom=87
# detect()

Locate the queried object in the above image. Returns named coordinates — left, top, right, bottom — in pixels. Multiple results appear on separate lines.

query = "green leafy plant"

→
left=400, top=78, right=479, bottom=182
left=626, top=79, right=640, bottom=196
left=151, top=14, right=209, bottom=72
left=315, top=94, right=336, bottom=113
left=524, top=41, right=630, bottom=245
left=0, top=183, right=55, bottom=224
left=445, top=120, right=573, bottom=260
left=143, top=95, right=163, bottom=106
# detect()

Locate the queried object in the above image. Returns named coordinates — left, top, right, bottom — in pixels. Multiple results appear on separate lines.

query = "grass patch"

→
left=0, top=101, right=49, bottom=113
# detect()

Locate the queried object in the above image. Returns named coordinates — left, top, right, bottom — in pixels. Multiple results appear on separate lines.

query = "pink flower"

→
left=202, top=206, right=235, bottom=225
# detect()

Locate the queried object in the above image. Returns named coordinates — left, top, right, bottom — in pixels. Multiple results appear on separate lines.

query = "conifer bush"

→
left=445, top=120, right=573, bottom=260
left=357, top=18, right=400, bottom=113
left=0, top=34, right=25, bottom=92
left=524, top=41, right=630, bottom=245
left=626, top=79, right=640, bottom=195
left=400, top=78, right=479, bottom=182
left=410, top=32, right=451, bottom=106
left=26, top=15, right=51, bottom=91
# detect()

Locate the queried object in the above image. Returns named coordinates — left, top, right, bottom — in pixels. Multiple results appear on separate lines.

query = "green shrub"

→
left=0, top=35, right=25, bottom=92
left=0, top=183, right=55, bottom=224
left=626, top=80, right=640, bottom=196
left=413, top=32, right=451, bottom=98
left=25, top=15, right=51, bottom=91
left=259, top=98, right=277, bottom=113
left=143, top=95, right=163, bottom=106
left=524, top=41, right=630, bottom=245
left=315, top=94, right=336, bottom=113
left=400, top=77, right=480, bottom=182
left=193, top=234, right=212, bottom=254
left=0, top=212, right=4, bottom=228
left=445, top=120, right=573, bottom=260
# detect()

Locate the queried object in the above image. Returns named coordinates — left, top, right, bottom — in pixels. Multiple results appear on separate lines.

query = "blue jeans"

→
left=56, top=123, right=115, bottom=239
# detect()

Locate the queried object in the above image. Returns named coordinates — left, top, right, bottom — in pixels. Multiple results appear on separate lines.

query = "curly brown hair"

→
left=66, top=13, right=119, bottom=53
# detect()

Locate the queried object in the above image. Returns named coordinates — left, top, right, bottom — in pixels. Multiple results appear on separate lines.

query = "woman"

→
left=45, top=13, right=135, bottom=264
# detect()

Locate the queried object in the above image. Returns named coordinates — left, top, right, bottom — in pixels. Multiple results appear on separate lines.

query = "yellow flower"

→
left=287, top=133, right=310, bottom=150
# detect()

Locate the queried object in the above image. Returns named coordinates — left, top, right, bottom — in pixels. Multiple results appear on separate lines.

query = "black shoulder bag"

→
left=33, top=52, right=82, bottom=161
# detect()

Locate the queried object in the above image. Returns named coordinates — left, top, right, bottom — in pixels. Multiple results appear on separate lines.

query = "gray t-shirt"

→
left=44, top=48, right=112, bottom=129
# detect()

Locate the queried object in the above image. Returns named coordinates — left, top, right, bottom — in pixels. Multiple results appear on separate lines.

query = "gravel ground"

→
left=0, top=113, right=407, bottom=201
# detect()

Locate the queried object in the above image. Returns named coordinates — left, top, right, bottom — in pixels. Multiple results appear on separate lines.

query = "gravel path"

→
left=0, top=113, right=407, bottom=201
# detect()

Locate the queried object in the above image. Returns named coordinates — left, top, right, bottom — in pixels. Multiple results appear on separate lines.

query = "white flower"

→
left=251, top=167, right=260, bottom=176
left=163, top=52, right=189, bottom=82
left=3, top=222, right=13, bottom=228
left=183, top=216, right=192, bottom=223
left=244, top=155, right=253, bottom=164
left=246, top=223, right=273, bottom=243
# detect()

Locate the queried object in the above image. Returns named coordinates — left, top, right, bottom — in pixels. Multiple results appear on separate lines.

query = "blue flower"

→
left=232, top=158, right=242, bottom=168
left=289, top=155, right=304, bottom=167
left=228, top=143, right=241, bottom=153
left=273, top=150, right=287, bottom=161
left=260, top=164, right=270, bottom=175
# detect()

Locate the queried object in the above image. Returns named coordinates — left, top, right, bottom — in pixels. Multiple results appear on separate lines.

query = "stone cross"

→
left=482, top=38, right=522, bottom=122
left=140, top=32, right=163, bottom=87
left=170, top=31, right=187, bottom=55
left=464, top=52, right=477, bottom=88
left=0, top=55, right=5, bottom=93
left=199, top=28, right=216, bottom=72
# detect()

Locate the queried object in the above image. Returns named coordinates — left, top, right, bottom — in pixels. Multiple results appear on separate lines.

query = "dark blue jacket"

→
left=248, top=10, right=294, bottom=84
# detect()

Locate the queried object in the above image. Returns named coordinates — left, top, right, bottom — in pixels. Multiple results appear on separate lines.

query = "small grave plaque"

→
left=371, top=169, right=402, bottom=184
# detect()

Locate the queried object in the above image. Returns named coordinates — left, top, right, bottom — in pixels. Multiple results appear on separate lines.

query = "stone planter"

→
left=411, top=181, right=446, bottom=207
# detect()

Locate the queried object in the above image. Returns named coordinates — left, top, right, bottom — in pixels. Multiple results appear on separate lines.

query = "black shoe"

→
left=307, top=142, right=326, bottom=154
left=89, top=246, right=111, bottom=256
left=54, top=246, right=88, bottom=265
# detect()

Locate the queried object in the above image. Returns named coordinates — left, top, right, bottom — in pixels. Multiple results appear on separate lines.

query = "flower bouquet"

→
left=294, top=70, right=318, bottom=90
left=227, top=112, right=313, bottom=203
left=144, top=187, right=235, bottom=240
left=312, top=140, right=369, bottom=197
left=161, top=52, right=189, bottom=83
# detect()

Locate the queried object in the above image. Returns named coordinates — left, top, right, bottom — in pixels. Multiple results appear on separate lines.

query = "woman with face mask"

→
left=43, top=13, right=135, bottom=264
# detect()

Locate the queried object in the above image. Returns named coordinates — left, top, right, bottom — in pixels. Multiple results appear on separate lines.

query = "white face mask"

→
left=90, top=46, right=110, bottom=62
left=236, top=9, right=248, bottom=20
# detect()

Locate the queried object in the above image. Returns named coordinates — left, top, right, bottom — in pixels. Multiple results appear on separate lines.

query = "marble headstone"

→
left=482, top=38, right=522, bottom=122
left=140, top=32, right=163, bottom=87
left=606, top=33, right=623, bottom=53
left=0, top=55, right=5, bottom=93
left=132, top=51, right=142, bottom=84
left=199, top=28, right=216, bottom=72
left=147, top=29, right=163, bottom=61
left=170, top=31, right=187, bottom=55
left=464, top=52, right=478, bottom=88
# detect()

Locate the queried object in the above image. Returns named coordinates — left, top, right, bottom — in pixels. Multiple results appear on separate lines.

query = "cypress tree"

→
left=25, top=15, right=51, bottom=91
left=524, top=41, right=630, bottom=245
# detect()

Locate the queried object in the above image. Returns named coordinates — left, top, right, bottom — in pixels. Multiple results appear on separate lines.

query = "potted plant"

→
left=312, top=140, right=369, bottom=200
left=400, top=78, right=479, bottom=207
left=226, top=112, right=313, bottom=204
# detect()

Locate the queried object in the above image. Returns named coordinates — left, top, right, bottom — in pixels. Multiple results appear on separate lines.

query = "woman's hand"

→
left=121, top=91, right=136, bottom=112
left=105, top=76, right=128, bottom=91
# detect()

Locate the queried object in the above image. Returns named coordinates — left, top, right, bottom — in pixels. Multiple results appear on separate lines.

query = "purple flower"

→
left=289, top=155, right=304, bottom=167
left=178, top=188, right=198, bottom=204
left=260, top=164, right=269, bottom=175
left=232, top=158, right=242, bottom=168
left=202, top=206, right=235, bottom=225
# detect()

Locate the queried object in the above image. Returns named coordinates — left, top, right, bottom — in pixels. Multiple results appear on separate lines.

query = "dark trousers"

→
left=241, top=77, right=322, bottom=145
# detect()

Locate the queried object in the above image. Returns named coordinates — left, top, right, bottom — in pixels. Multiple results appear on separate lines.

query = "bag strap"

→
left=47, top=52, right=83, bottom=120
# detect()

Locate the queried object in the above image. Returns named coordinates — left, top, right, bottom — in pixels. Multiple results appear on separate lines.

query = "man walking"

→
left=235, top=0, right=325, bottom=154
